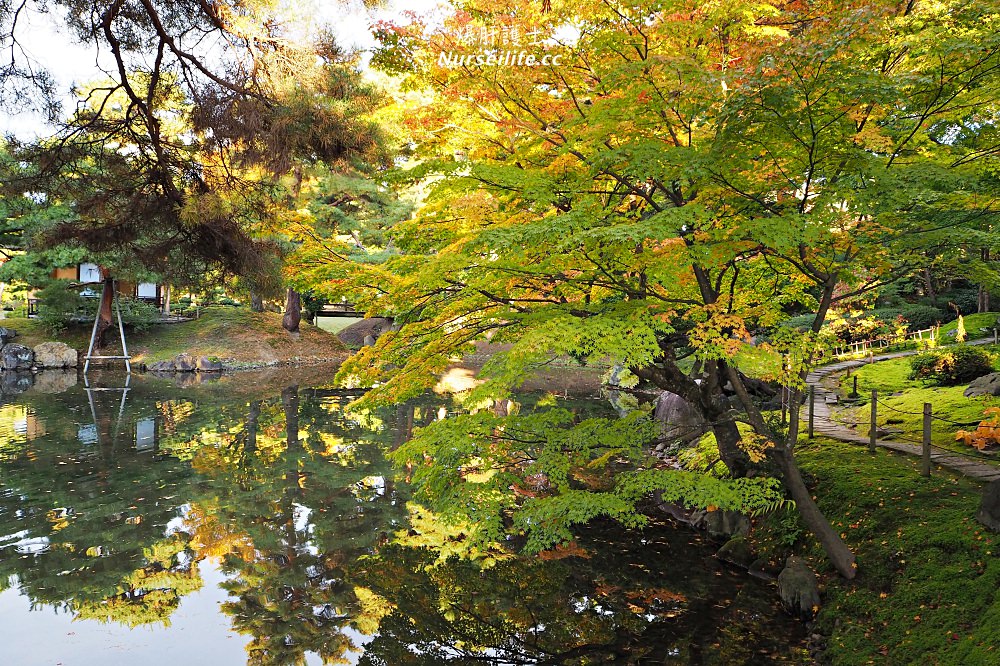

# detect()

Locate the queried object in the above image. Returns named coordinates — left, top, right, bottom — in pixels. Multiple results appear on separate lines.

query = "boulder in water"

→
left=777, top=556, right=821, bottom=620
left=716, top=536, right=755, bottom=569
left=2, top=344, right=33, bottom=370
left=653, top=391, right=706, bottom=443
left=196, top=356, right=223, bottom=372
left=173, top=353, right=196, bottom=372
left=704, top=509, right=751, bottom=540
left=33, top=342, right=78, bottom=368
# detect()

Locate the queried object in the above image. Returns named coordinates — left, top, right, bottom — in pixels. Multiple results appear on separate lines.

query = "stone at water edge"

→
left=976, top=480, right=1000, bottom=532
left=965, top=372, right=1000, bottom=398
left=195, top=356, right=223, bottom=372
left=704, top=509, right=751, bottom=540
left=33, top=341, right=78, bottom=368
left=1, top=343, right=33, bottom=370
left=173, top=353, right=196, bottom=372
left=0, top=327, right=17, bottom=343
left=716, top=536, right=755, bottom=569
left=653, top=391, right=706, bottom=443
left=148, top=360, right=176, bottom=372
left=777, top=556, right=822, bottom=620
left=336, top=317, right=393, bottom=348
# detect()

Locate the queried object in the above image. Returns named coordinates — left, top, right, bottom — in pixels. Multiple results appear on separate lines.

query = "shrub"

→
left=909, top=345, right=994, bottom=385
left=36, top=282, right=160, bottom=334
left=36, top=281, right=91, bottom=333
left=872, top=305, right=946, bottom=331
left=949, top=288, right=980, bottom=316
left=117, top=297, right=161, bottom=332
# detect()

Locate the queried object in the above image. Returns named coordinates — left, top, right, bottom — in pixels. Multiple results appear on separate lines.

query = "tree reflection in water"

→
left=0, top=375, right=806, bottom=664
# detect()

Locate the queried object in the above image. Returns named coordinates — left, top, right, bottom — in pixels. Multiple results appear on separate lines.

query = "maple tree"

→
left=291, top=0, right=1000, bottom=579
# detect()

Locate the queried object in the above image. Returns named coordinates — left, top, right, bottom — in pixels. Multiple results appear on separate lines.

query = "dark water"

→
left=0, top=369, right=807, bottom=665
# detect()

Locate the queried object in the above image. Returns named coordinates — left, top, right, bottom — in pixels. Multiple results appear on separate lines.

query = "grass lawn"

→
left=0, top=307, right=347, bottom=368
left=795, top=438, right=1000, bottom=665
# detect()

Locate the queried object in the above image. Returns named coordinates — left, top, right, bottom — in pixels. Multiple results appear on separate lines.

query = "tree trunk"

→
left=250, top=293, right=264, bottom=313
left=282, top=288, right=301, bottom=333
left=708, top=415, right=750, bottom=479
left=923, top=267, right=936, bottom=300
left=776, top=445, right=856, bottom=577
left=163, top=284, right=171, bottom=316
left=94, top=277, right=116, bottom=349
left=979, top=248, right=990, bottom=313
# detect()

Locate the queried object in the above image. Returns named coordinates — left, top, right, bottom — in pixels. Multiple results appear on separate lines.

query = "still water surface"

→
left=0, top=368, right=807, bottom=665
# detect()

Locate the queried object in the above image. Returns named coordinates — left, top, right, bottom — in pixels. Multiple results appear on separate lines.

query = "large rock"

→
left=653, top=391, right=706, bottom=443
left=173, top=353, right=196, bottom=372
left=337, top=317, right=393, bottom=348
left=196, top=356, right=223, bottom=372
left=2, top=343, right=34, bottom=370
left=717, top=536, right=755, bottom=569
left=777, top=556, right=822, bottom=620
left=704, top=509, right=751, bottom=540
left=148, top=359, right=176, bottom=372
left=965, top=373, right=1000, bottom=397
left=0, top=327, right=17, bottom=343
left=976, top=480, right=1000, bottom=532
left=33, top=342, right=78, bottom=368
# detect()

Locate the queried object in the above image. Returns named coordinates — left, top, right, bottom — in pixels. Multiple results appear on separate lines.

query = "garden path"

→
left=804, top=340, right=1000, bottom=482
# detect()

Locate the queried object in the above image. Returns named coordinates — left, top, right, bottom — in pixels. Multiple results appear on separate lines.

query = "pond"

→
left=0, top=367, right=808, bottom=665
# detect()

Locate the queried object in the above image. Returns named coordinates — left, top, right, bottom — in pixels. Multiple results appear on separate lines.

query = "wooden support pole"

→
left=852, top=375, right=858, bottom=399
left=994, top=328, right=997, bottom=345
left=808, top=385, right=815, bottom=439
left=869, top=389, right=877, bottom=454
left=921, top=402, right=932, bottom=477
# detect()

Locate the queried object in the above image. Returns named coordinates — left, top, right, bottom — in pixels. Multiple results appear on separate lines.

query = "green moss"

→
left=939, top=312, right=1000, bottom=337
left=842, top=384, right=1000, bottom=451
left=840, top=357, right=922, bottom=394
left=794, top=439, right=1000, bottom=665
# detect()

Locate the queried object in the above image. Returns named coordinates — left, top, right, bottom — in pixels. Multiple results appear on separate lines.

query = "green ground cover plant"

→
left=794, top=439, right=1000, bottom=665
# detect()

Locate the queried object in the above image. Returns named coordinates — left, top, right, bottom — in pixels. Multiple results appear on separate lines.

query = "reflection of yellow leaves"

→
left=353, top=586, right=394, bottom=635
left=626, top=587, right=687, bottom=605
left=46, top=508, right=71, bottom=531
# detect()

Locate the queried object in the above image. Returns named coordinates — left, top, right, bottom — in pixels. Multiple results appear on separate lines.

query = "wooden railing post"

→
left=869, top=389, right=877, bottom=454
left=921, top=402, right=932, bottom=477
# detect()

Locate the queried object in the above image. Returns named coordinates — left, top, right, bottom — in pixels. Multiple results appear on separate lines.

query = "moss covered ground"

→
left=789, top=438, right=1000, bottom=665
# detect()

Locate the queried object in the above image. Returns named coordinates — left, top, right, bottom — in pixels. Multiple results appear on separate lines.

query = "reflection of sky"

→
left=0, top=563, right=250, bottom=666
left=77, top=423, right=98, bottom=445
left=0, top=558, right=375, bottom=665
